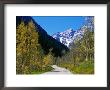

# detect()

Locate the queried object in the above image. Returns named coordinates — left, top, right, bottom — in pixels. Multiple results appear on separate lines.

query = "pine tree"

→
left=16, top=20, right=44, bottom=74
left=16, top=21, right=28, bottom=74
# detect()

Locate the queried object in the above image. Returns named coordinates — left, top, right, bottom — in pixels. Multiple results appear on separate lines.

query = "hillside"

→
left=16, top=16, right=69, bottom=57
left=52, top=16, right=94, bottom=48
left=16, top=16, right=94, bottom=74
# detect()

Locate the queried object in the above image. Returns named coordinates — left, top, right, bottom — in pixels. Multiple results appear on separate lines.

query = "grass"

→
left=31, top=65, right=53, bottom=74
left=58, top=60, right=94, bottom=74
left=71, top=60, right=94, bottom=74
left=31, top=71, right=47, bottom=74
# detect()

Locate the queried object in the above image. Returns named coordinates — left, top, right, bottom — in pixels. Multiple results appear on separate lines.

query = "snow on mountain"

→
left=52, top=28, right=75, bottom=47
left=52, top=16, right=94, bottom=48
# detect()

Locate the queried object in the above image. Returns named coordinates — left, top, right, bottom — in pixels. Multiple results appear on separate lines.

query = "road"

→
left=43, top=65, right=72, bottom=74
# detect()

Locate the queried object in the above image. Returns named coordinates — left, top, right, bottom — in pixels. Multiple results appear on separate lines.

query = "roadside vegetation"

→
left=16, top=18, right=94, bottom=74
left=56, top=29, right=94, bottom=74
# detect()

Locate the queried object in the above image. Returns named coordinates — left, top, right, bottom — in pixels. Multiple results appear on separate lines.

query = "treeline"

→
left=16, top=16, right=69, bottom=74
left=16, top=16, right=94, bottom=74
left=56, top=29, right=94, bottom=74
left=16, top=16, right=69, bottom=57
left=16, top=21, right=54, bottom=74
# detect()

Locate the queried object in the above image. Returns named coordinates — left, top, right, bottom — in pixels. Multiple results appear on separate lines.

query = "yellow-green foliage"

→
left=57, top=30, right=94, bottom=74
left=43, top=53, right=53, bottom=66
left=72, top=60, right=94, bottom=74
left=16, top=21, right=52, bottom=74
left=43, top=49, right=53, bottom=66
left=16, top=19, right=94, bottom=74
left=59, top=60, right=94, bottom=74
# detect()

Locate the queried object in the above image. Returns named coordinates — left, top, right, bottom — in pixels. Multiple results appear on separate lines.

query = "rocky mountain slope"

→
left=52, top=16, right=94, bottom=47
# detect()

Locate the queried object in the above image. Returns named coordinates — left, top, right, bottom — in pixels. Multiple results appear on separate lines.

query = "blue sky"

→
left=32, top=16, right=86, bottom=35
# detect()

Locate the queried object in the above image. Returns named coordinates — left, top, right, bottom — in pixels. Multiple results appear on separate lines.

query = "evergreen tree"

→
left=16, top=21, right=44, bottom=74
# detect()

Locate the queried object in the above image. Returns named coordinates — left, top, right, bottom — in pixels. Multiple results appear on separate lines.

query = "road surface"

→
left=43, top=65, right=72, bottom=74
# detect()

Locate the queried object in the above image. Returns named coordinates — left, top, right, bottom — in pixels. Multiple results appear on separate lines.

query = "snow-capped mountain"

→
left=52, top=16, right=94, bottom=47
left=52, top=28, right=75, bottom=47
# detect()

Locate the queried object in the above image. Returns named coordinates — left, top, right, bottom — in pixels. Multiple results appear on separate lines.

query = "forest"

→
left=56, top=29, right=94, bottom=74
left=16, top=16, right=94, bottom=74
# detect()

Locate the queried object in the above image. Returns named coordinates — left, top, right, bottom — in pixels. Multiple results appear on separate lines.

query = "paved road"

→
left=43, top=65, right=72, bottom=74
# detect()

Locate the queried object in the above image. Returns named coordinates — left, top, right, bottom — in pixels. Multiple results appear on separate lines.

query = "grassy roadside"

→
left=31, top=66, right=53, bottom=74
left=58, top=60, right=94, bottom=74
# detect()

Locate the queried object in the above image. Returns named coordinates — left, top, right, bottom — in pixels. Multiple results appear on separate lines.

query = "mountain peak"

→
left=52, top=28, right=75, bottom=47
left=65, top=28, right=73, bottom=32
left=52, top=16, right=94, bottom=48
